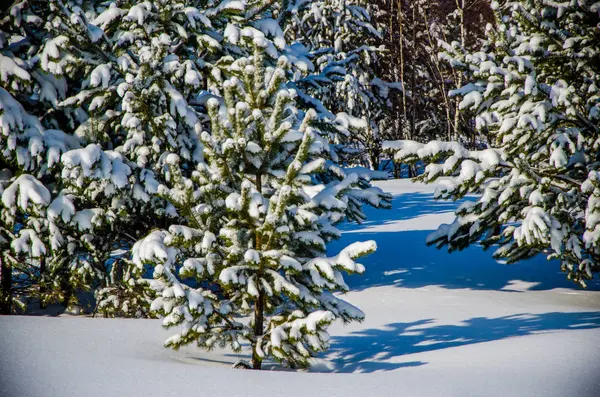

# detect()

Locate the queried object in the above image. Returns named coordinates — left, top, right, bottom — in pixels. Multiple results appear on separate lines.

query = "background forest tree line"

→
left=350, top=0, right=494, bottom=174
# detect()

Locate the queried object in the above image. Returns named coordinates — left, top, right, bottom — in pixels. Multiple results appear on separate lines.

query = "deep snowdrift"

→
left=1, top=180, right=599, bottom=397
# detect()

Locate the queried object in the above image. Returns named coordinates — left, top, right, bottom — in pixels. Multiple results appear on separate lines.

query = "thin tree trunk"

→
left=386, top=0, right=401, bottom=144
left=114, top=259, right=123, bottom=283
left=397, top=0, right=408, bottom=139
left=251, top=290, right=264, bottom=370
left=452, top=0, right=466, bottom=138
left=370, top=147, right=380, bottom=172
left=61, top=269, right=73, bottom=309
left=1, top=259, right=12, bottom=314
left=39, top=258, right=46, bottom=309
left=409, top=3, right=417, bottom=140
left=252, top=173, right=264, bottom=370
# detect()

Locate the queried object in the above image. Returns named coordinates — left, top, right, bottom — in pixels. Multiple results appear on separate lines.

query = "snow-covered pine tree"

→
left=387, top=0, right=600, bottom=286
left=83, top=0, right=357, bottom=316
left=281, top=0, right=398, bottom=170
left=0, top=0, right=279, bottom=314
left=133, top=45, right=390, bottom=369
left=0, top=1, right=84, bottom=313
left=53, top=0, right=217, bottom=315
left=1, top=0, right=384, bottom=315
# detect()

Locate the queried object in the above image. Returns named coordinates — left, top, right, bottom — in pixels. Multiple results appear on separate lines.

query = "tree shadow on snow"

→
left=338, top=192, right=460, bottom=231
left=327, top=311, right=600, bottom=373
left=329, top=191, right=600, bottom=291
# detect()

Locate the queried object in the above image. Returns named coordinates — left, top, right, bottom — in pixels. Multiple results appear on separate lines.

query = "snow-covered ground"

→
left=2, top=179, right=599, bottom=397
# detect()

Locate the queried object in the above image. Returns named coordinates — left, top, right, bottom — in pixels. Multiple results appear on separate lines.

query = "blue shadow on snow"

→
left=329, top=311, right=600, bottom=373
left=329, top=190, right=600, bottom=291
left=338, top=192, right=459, bottom=231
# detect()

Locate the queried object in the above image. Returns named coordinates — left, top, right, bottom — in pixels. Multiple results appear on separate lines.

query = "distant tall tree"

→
left=372, top=0, right=492, bottom=159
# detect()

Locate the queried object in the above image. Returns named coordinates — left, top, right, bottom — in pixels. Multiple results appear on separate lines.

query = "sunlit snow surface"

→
left=1, top=179, right=600, bottom=397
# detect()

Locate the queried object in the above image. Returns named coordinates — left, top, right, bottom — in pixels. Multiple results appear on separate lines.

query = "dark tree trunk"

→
left=39, top=258, right=46, bottom=309
left=251, top=173, right=264, bottom=370
left=114, top=259, right=123, bottom=283
left=61, top=271, right=73, bottom=309
left=1, top=260, right=12, bottom=314
left=408, top=164, right=416, bottom=178
left=370, top=149, right=380, bottom=172
left=251, top=291, right=264, bottom=370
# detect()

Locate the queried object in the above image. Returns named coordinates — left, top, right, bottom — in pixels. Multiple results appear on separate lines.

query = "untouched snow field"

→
left=2, top=179, right=600, bottom=397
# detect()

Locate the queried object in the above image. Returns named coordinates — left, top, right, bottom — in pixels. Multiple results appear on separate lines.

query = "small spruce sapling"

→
left=133, top=45, right=389, bottom=369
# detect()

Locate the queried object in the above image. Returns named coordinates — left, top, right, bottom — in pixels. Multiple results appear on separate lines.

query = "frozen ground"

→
left=1, top=179, right=600, bottom=397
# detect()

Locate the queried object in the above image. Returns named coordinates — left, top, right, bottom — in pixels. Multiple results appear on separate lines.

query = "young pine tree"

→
left=133, top=46, right=390, bottom=369
left=387, top=1, right=600, bottom=286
